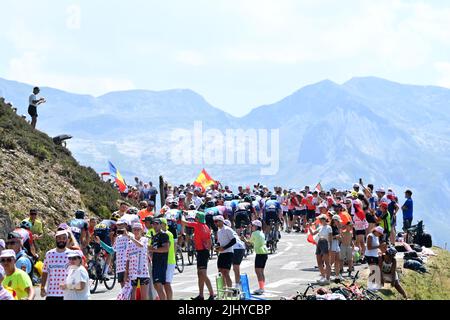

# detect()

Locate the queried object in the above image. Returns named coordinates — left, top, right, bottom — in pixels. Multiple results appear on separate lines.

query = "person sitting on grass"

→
left=379, top=247, right=407, bottom=299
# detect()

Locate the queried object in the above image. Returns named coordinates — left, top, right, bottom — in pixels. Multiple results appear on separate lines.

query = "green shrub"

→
left=0, top=133, right=17, bottom=150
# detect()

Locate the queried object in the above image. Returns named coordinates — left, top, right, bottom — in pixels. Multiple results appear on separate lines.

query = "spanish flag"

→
left=108, top=161, right=127, bottom=193
left=193, top=169, right=217, bottom=192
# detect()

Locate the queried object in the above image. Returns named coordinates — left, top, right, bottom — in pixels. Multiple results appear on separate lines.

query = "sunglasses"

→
left=0, top=258, right=13, bottom=263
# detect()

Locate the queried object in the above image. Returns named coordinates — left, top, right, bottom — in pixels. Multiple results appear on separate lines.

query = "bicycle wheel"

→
left=187, top=241, right=195, bottom=265
left=88, top=261, right=99, bottom=294
left=104, top=256, right=117, bottom=290
left=176, top=248, right=184, bottom=273
left=273, top=240, right=278, bottom=253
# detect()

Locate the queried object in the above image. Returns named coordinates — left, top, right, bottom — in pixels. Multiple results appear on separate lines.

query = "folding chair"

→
left=240, top=273, right=266, bottom=300
left=216, top=273, right=240, bottom=300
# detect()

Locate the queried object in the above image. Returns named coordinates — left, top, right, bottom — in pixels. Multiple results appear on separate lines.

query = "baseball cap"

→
left=143, top=216, right=154, bottom=223
left=152, top=218, right=162, bottom=225
left=332, top=215, right=342, bottom=222
left=117, top=218, right=128, bottom=225
left=67, top=250, right=83, bottom=259
left=147, top=201, right=155, bottom=206
left=0, top=249, right=16, bottom=259
left=252, top=220, right=262, bottom=228
left=374, top=226, right=384, bottom=234
left=132, top=222, right=143, bottom=230
left=55, top=230, right=68, bottom=238
left=376, top=187, right=385, bottom=193
left=318, top=214, right=328, bottom=220
left=213, top=215, right=224, bottom=222
left=179, top=193, right=186, bottom=199
left=196, top=212, right=206, bottom=224
left=224, top=220, right=231, bottom=227
left=160, top=218, right=168, bottom=225
left=379, top=202, right=388, bottom=210
left=353, top=183, right=359, bottom=188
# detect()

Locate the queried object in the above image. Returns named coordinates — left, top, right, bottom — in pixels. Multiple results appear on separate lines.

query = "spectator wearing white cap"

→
left=246, top=220, right=268, bottom=295
left=41, top=230, right=71, bottom=300
left=213, top=215, right=236, bottom=288
left=366, top=226, right=384, bottom=265
left=61, top=250, right=89, bottom=300
left=125, top=222, right=150, bottom=300
left=1, top=249, right=34, bottom=300
left=0, top=264, right=15, bottom=300
left=365, top=226, right=385, bottom=290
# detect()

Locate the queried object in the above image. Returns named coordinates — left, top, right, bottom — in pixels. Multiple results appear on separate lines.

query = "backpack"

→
left=404, top=251, right=418, bottom=259
left=403, top=260, right=427, bottom=273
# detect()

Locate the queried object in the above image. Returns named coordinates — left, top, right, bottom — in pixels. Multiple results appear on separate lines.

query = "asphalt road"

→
left=36, top=231, right=364, bottom=300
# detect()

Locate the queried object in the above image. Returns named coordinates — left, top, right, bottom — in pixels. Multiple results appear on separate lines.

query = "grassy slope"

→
left=357, top=247, right=450, bottom=300
left=0, top=100, right=120, bottom=219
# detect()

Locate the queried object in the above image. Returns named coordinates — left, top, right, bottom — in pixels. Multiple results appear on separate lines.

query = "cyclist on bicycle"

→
left=163, top=199, right=183, bottom=247
left=68, top=210, right=89, bottom=252
left=263, top=195, right=282, bottom=240
left=204, top=200, right=220, bottom=234
left=234, top=196, right=255, bottom=232
left=92, top=213, right=119, bottom=279
left=184, top=204, right=198, bottom=247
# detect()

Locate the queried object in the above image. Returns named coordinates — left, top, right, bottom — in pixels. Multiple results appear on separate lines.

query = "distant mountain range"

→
left=1, top=76, right=449, bottom=247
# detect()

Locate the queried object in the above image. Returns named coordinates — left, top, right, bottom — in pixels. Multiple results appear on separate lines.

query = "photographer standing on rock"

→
left=28, top=87, right=46, bottom=129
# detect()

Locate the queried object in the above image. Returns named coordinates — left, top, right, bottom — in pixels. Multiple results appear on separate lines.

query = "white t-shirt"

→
left=63, top=266, right=90, bottom=300
left=217, top=226, right=236, bottom=254
left=43, top=249, right=71, bottom=297
left=317, top=225, right=332, bottom=240
left=126, top=237, right=149, bottom=279
left=29, top=94, right=38, bottom=106
left=114, top=235, right=129, bottom=273
left=232, top=230, right=245, bottom=251
left=193, top=196, right=203, bottom=209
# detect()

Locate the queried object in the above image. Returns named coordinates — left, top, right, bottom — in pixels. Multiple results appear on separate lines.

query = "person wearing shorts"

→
left=214, top=216, right=236, bottom=288
left=148, top=219, right=169, bottom=300
left=160, top=218, right=176, bottom=300
left=340, top=221, right=354, bottom=275
left=224, top=220, right=245, bottom=288
left=28, top=87, right=46, bottom=129
left=310, top=214, right=332, bottom=285
left=248, top=220, right=268, bottom=295
left=180, top=212, right=215, bottom=300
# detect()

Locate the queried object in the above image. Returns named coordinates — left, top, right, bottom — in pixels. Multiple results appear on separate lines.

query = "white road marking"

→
left=281, top=261, right=303, bottom=270
left=265, top=278, right=314, bottom=289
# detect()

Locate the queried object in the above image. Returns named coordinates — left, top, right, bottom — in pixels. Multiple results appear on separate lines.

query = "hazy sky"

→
left=1, top=0, right=450, bottom=116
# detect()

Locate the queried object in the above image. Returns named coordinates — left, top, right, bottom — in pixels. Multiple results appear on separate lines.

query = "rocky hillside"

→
left=0, top=98, right=120, bottom=245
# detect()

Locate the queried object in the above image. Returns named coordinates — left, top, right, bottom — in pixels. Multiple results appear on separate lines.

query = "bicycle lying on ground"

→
left=330, top=271, right=383, bottom=300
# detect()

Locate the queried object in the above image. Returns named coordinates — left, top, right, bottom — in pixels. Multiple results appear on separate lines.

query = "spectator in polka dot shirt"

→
left=40, top=231, right=73, bottom=300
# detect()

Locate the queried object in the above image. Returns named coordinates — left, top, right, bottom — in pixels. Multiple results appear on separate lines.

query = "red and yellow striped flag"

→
left=193, top=169, right=217, bottom=192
